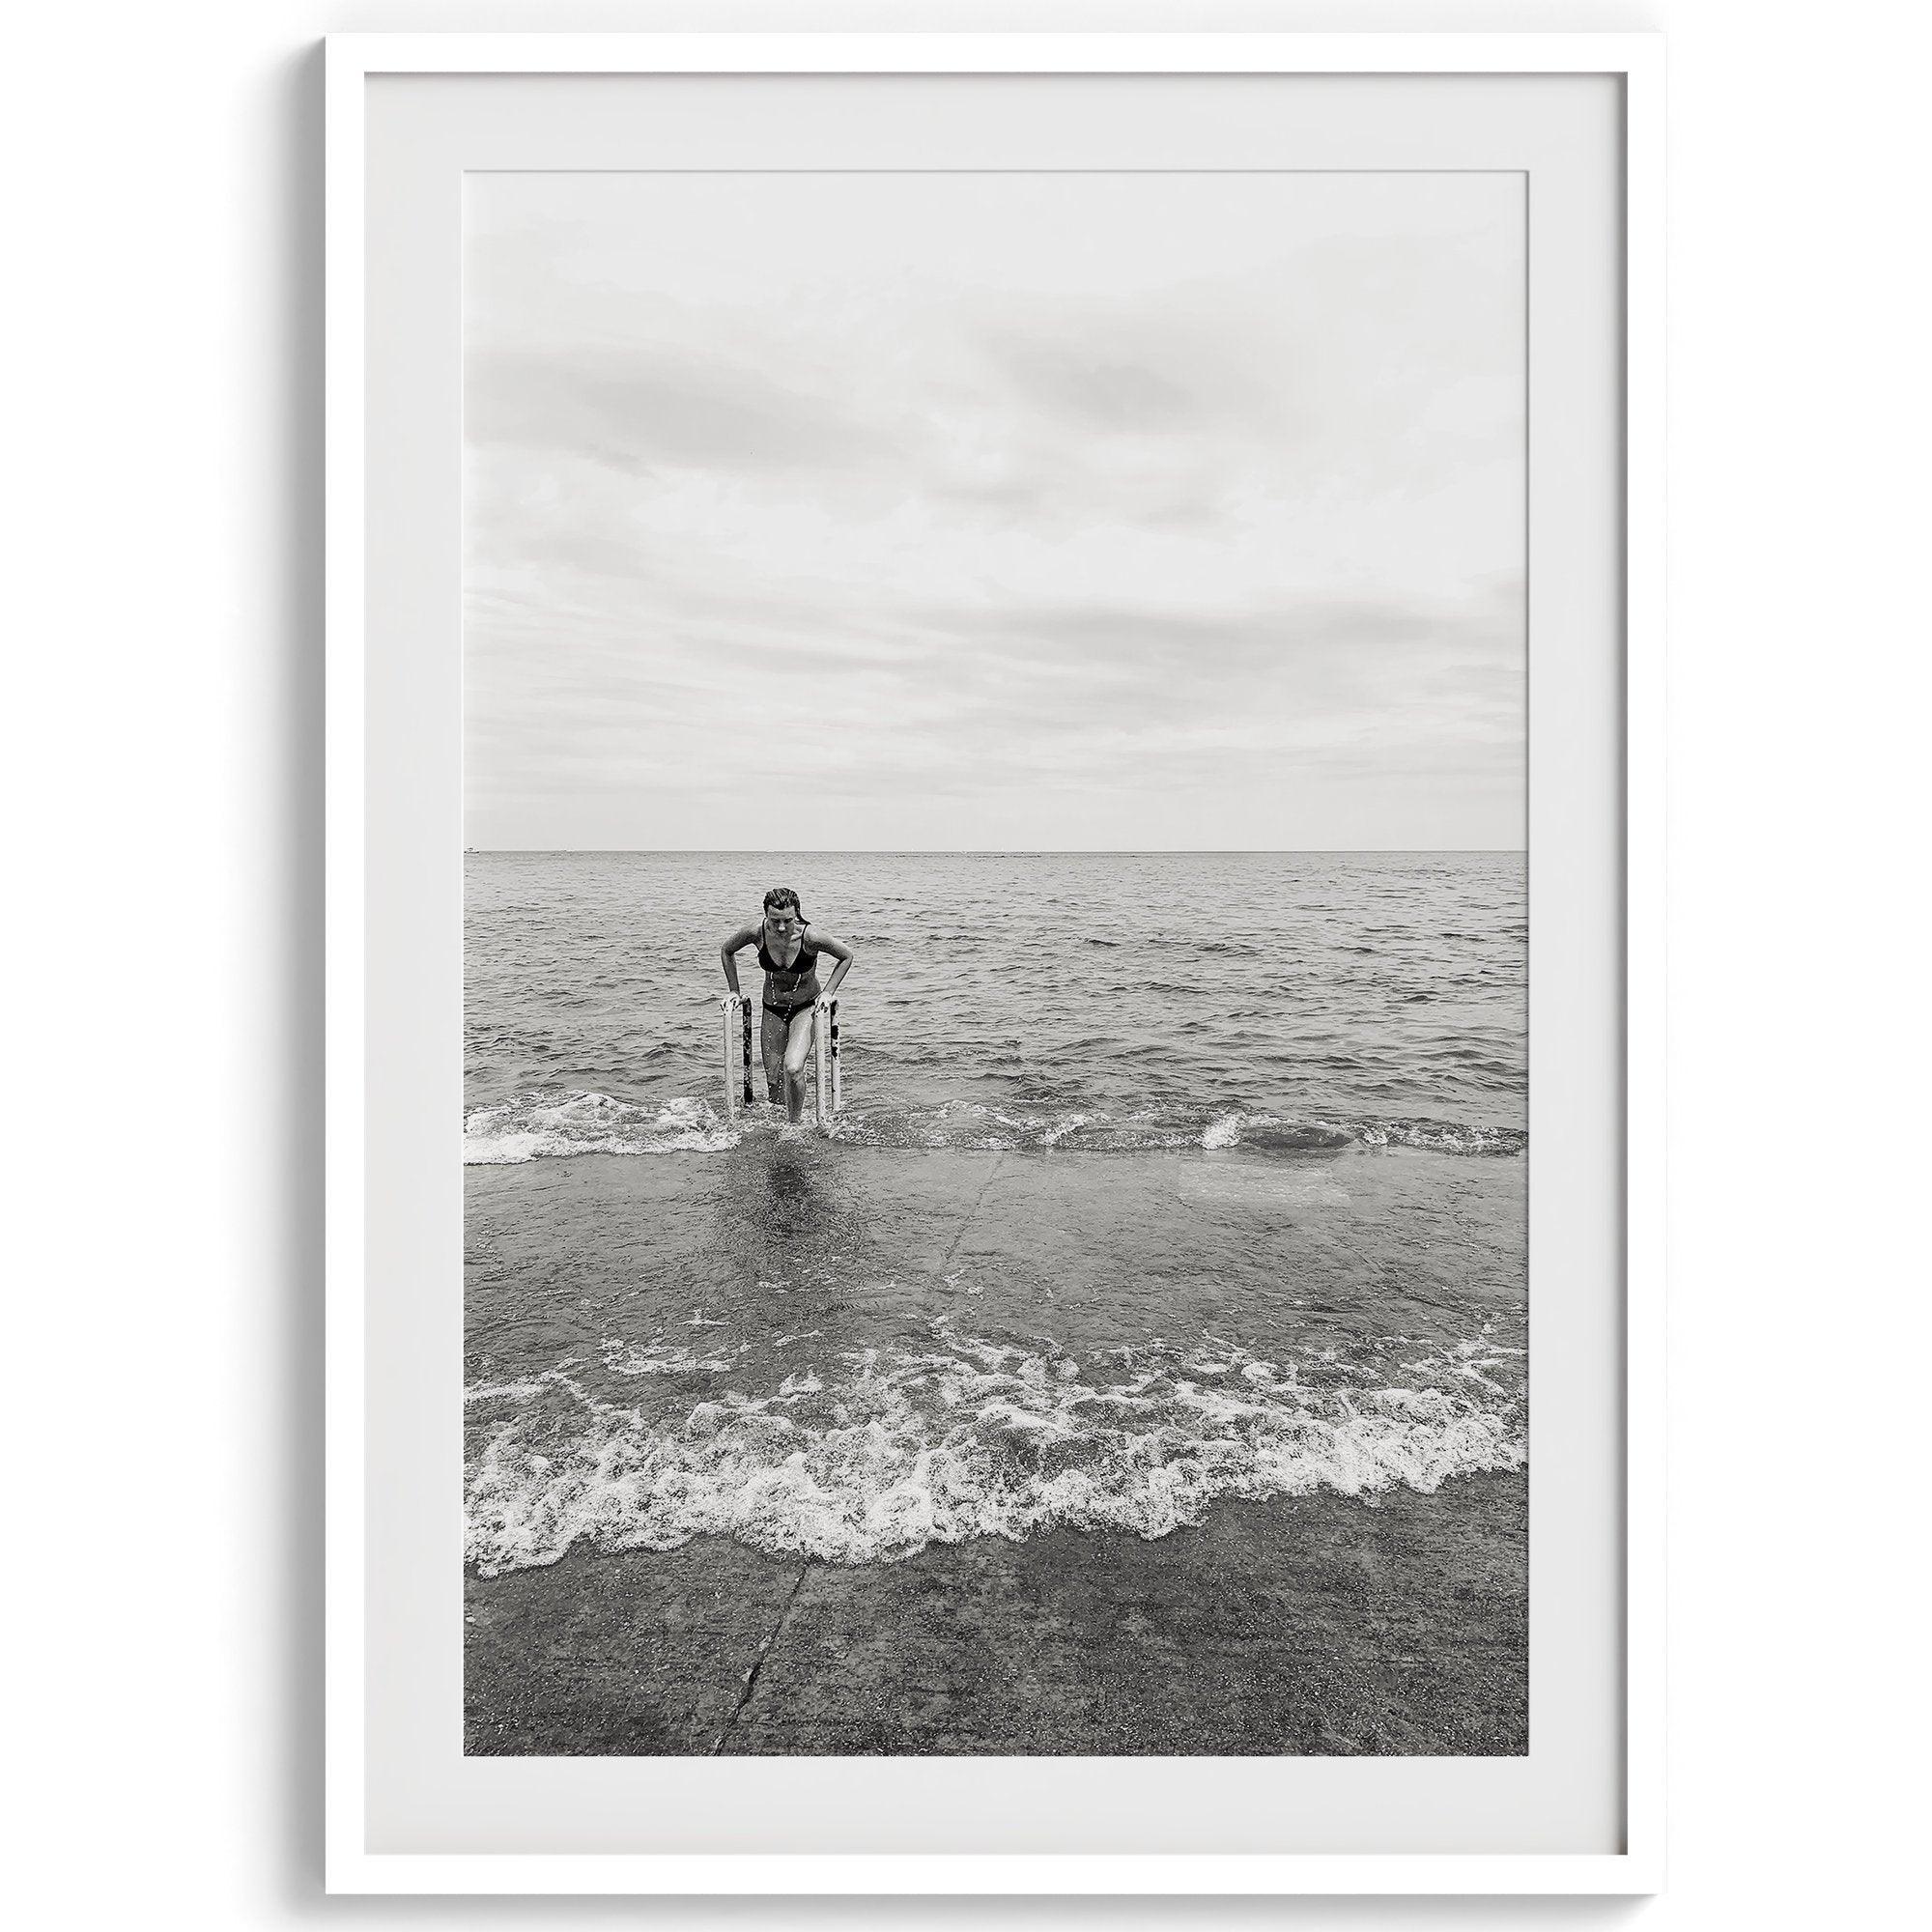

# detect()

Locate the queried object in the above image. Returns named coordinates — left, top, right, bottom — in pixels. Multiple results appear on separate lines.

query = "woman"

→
left=720, top=887, right=854, bottom=1123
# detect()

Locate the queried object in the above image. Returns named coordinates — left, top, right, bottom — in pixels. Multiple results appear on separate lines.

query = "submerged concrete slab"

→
left=465, top=1145, right=1525, bottom=1757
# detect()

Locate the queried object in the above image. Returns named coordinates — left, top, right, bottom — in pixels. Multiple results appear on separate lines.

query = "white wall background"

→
left=7, top=1, right=1925, bottom=1925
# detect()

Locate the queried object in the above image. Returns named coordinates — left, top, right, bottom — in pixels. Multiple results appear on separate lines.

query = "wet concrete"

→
left=466, top=1145, right=1525, bottom=1756
left=466, top=1471, right=1525, bottom=1757
left=464, top=1531, right=800, bottom=1757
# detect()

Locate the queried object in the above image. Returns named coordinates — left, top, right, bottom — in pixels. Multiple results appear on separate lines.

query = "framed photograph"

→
left=327, top=31, right=1662, bottom=1893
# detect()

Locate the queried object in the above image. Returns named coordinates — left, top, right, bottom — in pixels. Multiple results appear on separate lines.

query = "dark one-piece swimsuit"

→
left=757, top=928, right=821, bottom=1025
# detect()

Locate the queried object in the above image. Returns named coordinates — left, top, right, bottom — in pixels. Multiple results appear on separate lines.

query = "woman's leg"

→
left=759, top=1007, right=788, bottom=1105
left=781, top=1008, right=816, bottom=1122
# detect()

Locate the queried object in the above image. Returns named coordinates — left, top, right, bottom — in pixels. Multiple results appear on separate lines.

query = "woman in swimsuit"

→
left=719, top=887, right=855, bottom=1123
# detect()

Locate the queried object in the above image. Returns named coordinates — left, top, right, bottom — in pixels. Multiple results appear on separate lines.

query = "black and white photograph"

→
left=460, top=167, right=1529, bottom=1757
left=39, top=3, right=1932, bottom=1917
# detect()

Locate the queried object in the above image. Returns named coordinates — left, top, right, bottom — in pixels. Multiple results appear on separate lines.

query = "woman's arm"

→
left=719, top=923, right=759, bottom=995
left=810, top=932, right=855, bottom=999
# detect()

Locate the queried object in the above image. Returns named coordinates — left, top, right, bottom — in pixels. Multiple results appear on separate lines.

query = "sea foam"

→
left=464, top=1092, right=739, bottom=1164
left=464, top=1090, right=1524, bottom=1164
left=464, top=1329, right=1524, bottom=1574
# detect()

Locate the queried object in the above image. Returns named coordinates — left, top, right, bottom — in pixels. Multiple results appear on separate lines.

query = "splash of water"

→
left=465, top=1327, right=1524, bottom=1573
left=464, top=1090, right=1525, bottom=1164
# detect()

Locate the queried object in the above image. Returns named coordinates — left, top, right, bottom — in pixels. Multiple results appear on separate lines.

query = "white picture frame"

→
left=327, top=31, right=1663, bottom=1895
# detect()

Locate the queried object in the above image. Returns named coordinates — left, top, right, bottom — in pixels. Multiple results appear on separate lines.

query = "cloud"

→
left=976, top=333, right=1209, bottom=434
left=469, top=344, right=892, bottom=473
left=464, top=173, right=1524, bottom=849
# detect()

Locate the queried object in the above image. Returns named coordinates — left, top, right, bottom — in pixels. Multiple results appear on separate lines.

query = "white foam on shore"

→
left=464, top=1092, right=739, bottom=1164
left=465, top=1330, right=1524, bottom=1574
left=464, top=1091, right=1526, bottom=1164
left=1201, top=1112, right=1525, bottom=1156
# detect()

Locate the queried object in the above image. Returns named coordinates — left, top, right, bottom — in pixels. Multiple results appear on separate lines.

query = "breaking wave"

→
left=464, top=1091, right=1523, bottom=1164
left=464, top=1326, right=1525, bottom=1573
left=464, top=1092, right=741, bottom=1164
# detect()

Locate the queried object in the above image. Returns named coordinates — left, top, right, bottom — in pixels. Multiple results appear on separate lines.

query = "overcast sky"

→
left=466, top=171, right=1523, bottom=850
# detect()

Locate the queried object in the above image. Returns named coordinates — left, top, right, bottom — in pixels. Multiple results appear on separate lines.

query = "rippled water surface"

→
left=465, top=852, right=1527, bottom=1570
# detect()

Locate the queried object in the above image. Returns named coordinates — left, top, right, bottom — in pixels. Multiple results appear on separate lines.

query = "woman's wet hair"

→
left=763, top=886, right=807, bottom=921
